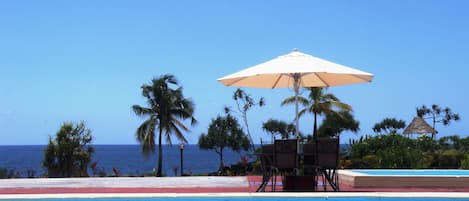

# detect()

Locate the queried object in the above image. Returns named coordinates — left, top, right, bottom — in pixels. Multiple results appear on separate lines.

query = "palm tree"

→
left=282, top=87, right=351, bottom=139
left=132, top=74, right=197, bottom=177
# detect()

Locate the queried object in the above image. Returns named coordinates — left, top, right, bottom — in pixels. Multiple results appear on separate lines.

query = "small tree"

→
left=262, top=119, right=295, bottom=140
left=225, top=88, right=265, bottom=151
left=198, top=114, right=250, bottom=171
left=416, top=104, right=460, bottom=138
left=318, top=110, right=359, bottom=138
left=43, top=121, right=94, bottom=177
left=372, top=118, right=406, bottom=134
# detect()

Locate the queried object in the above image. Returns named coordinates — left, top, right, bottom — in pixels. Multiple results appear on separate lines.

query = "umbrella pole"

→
left=293, top=73, right=300, bottom=139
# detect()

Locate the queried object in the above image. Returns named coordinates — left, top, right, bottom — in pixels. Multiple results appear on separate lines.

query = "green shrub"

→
left=438, top=149, right=464, bottom=168
left=415, top=154, right=434, bottom=169
left=362, top=155, right=380, bottom=168
left=0, top=168, right=7, bottom=179
left=460, top=154, right=469, bottom=169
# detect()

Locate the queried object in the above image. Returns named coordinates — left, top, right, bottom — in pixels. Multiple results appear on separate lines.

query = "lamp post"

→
left=179, top=143, right=184, bottom=176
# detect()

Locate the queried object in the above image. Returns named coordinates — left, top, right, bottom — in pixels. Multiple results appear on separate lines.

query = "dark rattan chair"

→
left=274, top=139, right=299, bottom=191
left=256, top=144, right=277, bottom=192
left=316, top=137, right=340, bottom=191
left=302, top=143, right=318, bottom=191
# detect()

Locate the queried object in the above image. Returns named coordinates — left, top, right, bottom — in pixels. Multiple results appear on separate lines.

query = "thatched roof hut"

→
left=403, top=117, right=437, bottom=136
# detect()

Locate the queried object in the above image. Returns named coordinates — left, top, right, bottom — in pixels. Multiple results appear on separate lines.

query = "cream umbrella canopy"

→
left=217, top=49, right=374, bottom=138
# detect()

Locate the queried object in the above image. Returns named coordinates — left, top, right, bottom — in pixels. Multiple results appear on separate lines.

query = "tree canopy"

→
left=318, top=110, right=359, bottom=138
left=416, top=104, right=460, bottom=138
left=198, top=114, right=250, bottom=171
left=372, top=118, right=406, bottom=134
left=132, top=74, right=197, bottom=176
left=282, top=87, right=351, bottom=139
left=262, top=119, right=295, bottom=140
left=43, top=121, right=94, bottom=177
left=224, top=88, right=265, bottom=151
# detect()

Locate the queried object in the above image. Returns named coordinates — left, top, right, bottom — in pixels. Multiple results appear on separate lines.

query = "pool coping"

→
left=341, top=169, right=469, bottom=177
left=1, top=192, right=469, bottom=199
left=339, top=169, right=469, bottom=188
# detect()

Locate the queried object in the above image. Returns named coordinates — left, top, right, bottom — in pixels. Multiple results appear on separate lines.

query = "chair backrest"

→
left=316, top=138, right=339, bottom=169
left=274, top=139, right=298, bottom=170
left=302, top=143, right=316, bottom=166
left=260, top=144, right=274, bottom=168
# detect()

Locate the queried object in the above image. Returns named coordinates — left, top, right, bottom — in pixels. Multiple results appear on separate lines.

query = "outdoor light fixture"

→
left=179, top=143, right=185, bottom=176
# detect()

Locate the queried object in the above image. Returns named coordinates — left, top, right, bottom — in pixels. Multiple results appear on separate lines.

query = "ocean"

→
left=0, top=145, right=250, bottom=177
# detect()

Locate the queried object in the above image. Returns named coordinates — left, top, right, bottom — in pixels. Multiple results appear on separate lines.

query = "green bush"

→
left=438, top=149, right=464, bottom=168
left=414, top=154, right=434, bottom=169
left=362, top=155, right=380, bottom=168
left=460, top=154, right=469, bottom=169
left=0, top=168, right=7, bottom=179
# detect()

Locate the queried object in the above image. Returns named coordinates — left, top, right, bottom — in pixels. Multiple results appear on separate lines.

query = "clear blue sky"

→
left=1, top=1, right=468, bottom=145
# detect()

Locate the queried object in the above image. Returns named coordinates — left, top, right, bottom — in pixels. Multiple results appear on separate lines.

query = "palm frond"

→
left=135, top=118, right=156, bottom=158
left=132, top=105, right=153, bottom=117
left=281, top=96, right=308, bottom=106
left=330, top=101, right=352, bottom=112
left=171, top=118, right=190, bottom=132
left=169, top=121, right=188, bottom=143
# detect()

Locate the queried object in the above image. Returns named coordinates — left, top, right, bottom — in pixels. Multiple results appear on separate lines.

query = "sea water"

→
left=0, top=144, right=249, bottom=177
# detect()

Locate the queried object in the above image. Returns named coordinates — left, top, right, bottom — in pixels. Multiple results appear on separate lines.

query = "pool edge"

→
left=1, top=192, right=469, bottom=199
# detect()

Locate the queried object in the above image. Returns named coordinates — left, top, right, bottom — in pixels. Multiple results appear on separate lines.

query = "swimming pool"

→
left=339, top=169, right=469, bottom=188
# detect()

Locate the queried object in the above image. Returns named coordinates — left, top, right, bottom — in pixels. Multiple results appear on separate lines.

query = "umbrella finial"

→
left=292, top=48, right=299, bottom=52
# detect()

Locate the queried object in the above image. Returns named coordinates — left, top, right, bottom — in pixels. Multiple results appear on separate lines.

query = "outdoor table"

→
left=256, top=138, right=340, bottom=192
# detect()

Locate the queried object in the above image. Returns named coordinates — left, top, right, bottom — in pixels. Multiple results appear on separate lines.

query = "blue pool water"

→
left=353, top=169, right=469, bottom=176
left=6, top=198, right=468, bottom=201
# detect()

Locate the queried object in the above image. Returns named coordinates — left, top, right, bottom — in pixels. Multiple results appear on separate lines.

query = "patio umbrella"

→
left=217, top=49, right=374, bottom=138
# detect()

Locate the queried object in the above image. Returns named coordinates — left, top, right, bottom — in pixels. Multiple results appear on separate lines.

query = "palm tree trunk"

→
left=157, top=128, right=163, bottom=177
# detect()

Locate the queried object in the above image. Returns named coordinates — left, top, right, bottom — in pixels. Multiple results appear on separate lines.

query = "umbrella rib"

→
left=271, top=74, right=284, bottom=89
left=351, top=74, right=373, bottom=82
left=314, top=73, right=330, bottom=87
left=223, top=77, right=247, bottom=86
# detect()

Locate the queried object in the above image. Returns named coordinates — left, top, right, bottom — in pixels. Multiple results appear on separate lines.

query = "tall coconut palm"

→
left=282, top=87, right=351, bottom=139
left=132, top=74, right=197, bottom=177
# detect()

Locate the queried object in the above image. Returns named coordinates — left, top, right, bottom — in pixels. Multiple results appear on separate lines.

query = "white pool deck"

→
left=1, top=175, right=469, bottom=199
left=0, top=176, right=248, bottom=189
left=339, top=169, right=469, bottom=188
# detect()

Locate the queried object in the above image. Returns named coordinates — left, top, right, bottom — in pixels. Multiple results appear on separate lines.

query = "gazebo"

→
left=403, top=116, right=437, bottom=139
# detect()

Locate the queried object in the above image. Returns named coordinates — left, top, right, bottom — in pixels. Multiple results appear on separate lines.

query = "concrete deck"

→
left=1, top=176, right=469, bottom=195
left=0, top=176, right=248, bottom=188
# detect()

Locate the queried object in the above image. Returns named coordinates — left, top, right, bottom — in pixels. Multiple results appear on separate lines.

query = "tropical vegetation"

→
left=43, top=121, right=94, bottom=177
left=317, top=110, right=359, bottom=138
left=132, top=74, right=197, bottom=177
left=372, top=118, right=406, bottom=134
left=27, top=73, right=466, bottom=178
left=416, top=104, right=460, bottom=139
left=282, top=87, right=352, bottom=139
left=224, top=88, right=265, bottom=151
left=262, top=119, right=295, bottom=140
left=348, top=133, right=469, bottom=169
left=198, top=114, right=251, bottom=173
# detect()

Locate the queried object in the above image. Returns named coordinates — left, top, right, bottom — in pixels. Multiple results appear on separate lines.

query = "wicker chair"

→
left=316, top=137, right=340, bottom=191
left=256, top=144, right=277, bottom=192
left=274, top=139, right=299, bottom=191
